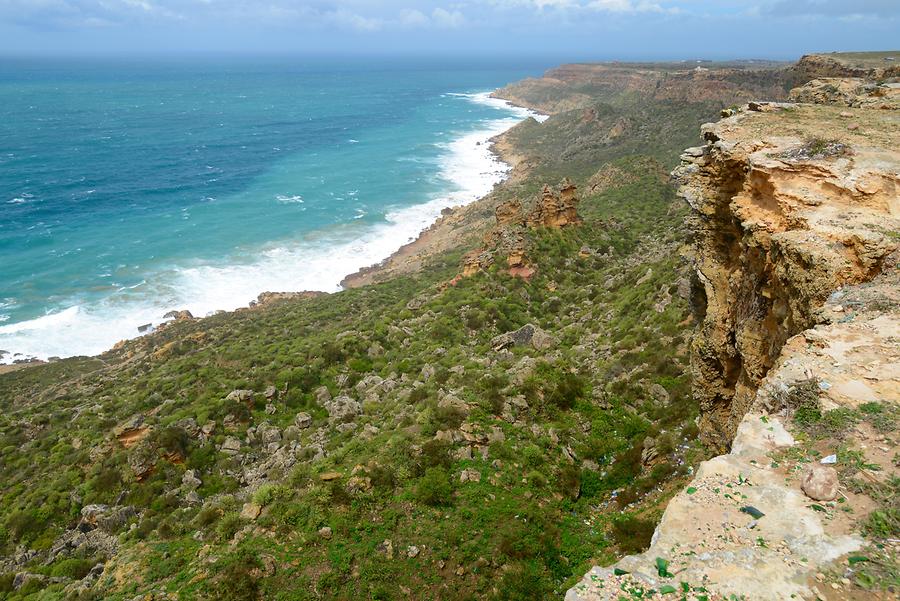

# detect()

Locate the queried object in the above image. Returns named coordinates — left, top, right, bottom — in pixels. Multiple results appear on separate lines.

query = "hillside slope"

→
left=2, top=55, right=890, bottom=601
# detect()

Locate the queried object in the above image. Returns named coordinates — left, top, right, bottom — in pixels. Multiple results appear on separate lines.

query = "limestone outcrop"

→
left=789, top=52, right=900, bottom=82
left=567, top=79, right=899, bottom=600
left=461, top=179, right=582, bottom=279
left=789, top=78, right=900, bottom=110
left=676, top=101, right=898, bottom=451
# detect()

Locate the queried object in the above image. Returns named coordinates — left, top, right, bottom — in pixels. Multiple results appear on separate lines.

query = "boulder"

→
left=221, top=436, right=241, bottom=455
left=79, top=505, right=137, bottom=533
left=127, top=441, right=157, bottom=480
left=182, top=469, right=202, bottom=490
left=491, top=324, right=556, bottom=351
left=225, top=389, right=255, bottom=403
left=801, top=465, right=839, bottom=501
left=258, top=423, right=282, bottom=445
left=315, top=386, right=332, bottom=404
left=176, top=417, right=200, bottom=438
left=460, top=468, right=481, bottom=483
left=318, top=526, right=333, bottom=539
left=264, top=385, right=278, bottom=400
left=324, top=395, right=361, bottom=422
left=294, top=412, right=313, bottom=429
left=355, top=374, right=383, bottom=393
left=163, top=309, right=194, bottom=321
left=240, top=503, right=262, bottom=521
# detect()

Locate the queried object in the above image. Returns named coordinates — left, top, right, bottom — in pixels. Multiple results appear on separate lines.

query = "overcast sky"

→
left=1, top=0, right=898, bottom=60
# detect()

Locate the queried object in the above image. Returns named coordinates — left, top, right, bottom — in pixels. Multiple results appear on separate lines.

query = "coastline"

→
left=0, top=90, right=544, bottom=367
left=341, top=96, right=544, bottom=288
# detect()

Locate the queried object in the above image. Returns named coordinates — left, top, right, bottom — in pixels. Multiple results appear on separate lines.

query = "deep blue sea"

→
left=0, top=57, right=546, bottom=362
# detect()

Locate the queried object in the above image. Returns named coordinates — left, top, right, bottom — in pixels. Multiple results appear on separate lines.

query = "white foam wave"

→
left=0, top=89, right=542, bottom=363
left=275, top=194, right=304, bottom=204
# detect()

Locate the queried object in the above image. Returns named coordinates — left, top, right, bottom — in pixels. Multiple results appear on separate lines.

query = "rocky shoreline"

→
left=339, top=113, right=541, bottom=288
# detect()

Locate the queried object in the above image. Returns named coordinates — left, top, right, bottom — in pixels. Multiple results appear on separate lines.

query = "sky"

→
left=0, top=0, right=898, bottom=60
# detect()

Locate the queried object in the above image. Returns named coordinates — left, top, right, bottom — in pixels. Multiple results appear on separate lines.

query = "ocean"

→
left=0, top=57, right=546, bottom=364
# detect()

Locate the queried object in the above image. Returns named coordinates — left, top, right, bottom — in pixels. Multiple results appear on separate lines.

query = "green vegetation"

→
left=779, top=395, right=900, bottom=595
left=0, top=69, right=736, bottom=600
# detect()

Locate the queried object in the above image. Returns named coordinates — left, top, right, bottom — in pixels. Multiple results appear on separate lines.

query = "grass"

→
left=0, top=78, right=731, bottom=600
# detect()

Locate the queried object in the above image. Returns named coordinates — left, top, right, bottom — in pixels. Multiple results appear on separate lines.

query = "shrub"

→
left=415, top=467, right=453, bottom=507
left=526, top=470, right=548, bottom=488
left=50, top=557, right=96, bottom=579
left=419, top=439, right=452, bottom=470
left=579, top=469, right=604, bottom=499
left=195, top=506, right=221, bottom=528
left=0, top=573, right=14, bottom=593
left=207, top=549, right=261, bottom=601
left=493, top=561, right=552, bottom=601
left=610, top=515, right=656, bottom=554
left=217, top=513, right=243, bottom=542
left=558, top=465, right=581, bottom=500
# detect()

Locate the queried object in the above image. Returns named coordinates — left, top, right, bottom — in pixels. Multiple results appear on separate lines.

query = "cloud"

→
left=0, top=1, right=474, bottom=31
left=766, top=0, right=899, bottom=18
left=431, top=7, right=465, bottom=27
left=490, top=0, right=672, bottom=12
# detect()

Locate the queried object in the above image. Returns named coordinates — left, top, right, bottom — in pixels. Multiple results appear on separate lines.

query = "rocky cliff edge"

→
left=566, top=81, right=898, bottom=600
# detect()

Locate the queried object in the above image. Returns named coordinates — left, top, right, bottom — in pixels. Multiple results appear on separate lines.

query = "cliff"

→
left=493, top=61, right=794, bottom=114
left=567, top=77, right=899, bottom=599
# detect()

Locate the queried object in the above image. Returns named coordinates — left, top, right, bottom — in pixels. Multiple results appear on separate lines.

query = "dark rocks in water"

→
left=137, top=323, right=153, bottom=333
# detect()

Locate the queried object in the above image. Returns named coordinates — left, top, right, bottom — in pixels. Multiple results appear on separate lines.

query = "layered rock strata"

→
left=567, top=84, right=899, bottom=600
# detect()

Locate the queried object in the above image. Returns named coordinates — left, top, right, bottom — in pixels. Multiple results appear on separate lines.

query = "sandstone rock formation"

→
left=493, top=62, right=795, bottom=114
left=789, top=78, right=900, bottom=110
left=789, top=52, right=900, bottom=82
left=461, top=179, right=582, bottom=279
left=568, top=77, right=899, bottom=601
left=675, top=100, right=898, bottom=451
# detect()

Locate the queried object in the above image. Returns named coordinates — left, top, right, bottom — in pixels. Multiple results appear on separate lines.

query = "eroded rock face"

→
left=525, top=179, right=582, bottom=229
left=460, top=179, right=582, bottom=279
left=675, top=101, right=899, bottom=450
left=789, top=78, right=900, bottom=110
left=567, top=77, right=899, bottom=601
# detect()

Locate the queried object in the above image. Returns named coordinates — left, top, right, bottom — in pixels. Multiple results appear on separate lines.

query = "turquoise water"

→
left=0, top=57, right=545, bottom=362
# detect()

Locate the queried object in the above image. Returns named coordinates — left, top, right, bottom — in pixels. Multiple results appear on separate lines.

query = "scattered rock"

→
left=182, top=469, right=202, bottom=490
left=318, top=526, right=333, bottom=540
left=294, top=412, right=313, bottom=429
left=221, top=436, right=241, bottom=455
left=407, top=545, right=420, bottom=558
left=376, top=539, right=394, bottom=559
left=324, top=395, right=362, bottom=422
left=491, top=323, right=556, bottom=351
left=240, top=503, right=262, bottom=521
left=801, top=465, right=839, bottom=501
left=460, top=468, right=481, bottom=483
left=225, top=389, right=255, bottom=403
left=346, top=476, right=372, bottom=494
